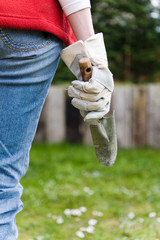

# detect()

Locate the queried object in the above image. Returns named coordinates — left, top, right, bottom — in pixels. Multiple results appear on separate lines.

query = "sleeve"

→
left=58, top=0, right=91, bottom=16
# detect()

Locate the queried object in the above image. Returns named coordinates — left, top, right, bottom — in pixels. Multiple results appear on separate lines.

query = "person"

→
left=0, top=0, right=114, bottom=239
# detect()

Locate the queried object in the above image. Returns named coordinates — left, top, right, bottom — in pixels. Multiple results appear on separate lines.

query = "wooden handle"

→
left=79, top=57, right=92, bottom=82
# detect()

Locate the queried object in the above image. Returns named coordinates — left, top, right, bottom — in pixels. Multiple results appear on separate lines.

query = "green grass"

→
left=17, top=144, right=160, bottom=240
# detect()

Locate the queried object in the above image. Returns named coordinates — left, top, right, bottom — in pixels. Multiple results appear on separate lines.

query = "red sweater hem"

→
left=0, top=14, right=76, bottom=46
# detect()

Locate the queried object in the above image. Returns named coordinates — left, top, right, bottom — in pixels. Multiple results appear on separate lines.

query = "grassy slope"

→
left=17, top=144, right=160, bottom=240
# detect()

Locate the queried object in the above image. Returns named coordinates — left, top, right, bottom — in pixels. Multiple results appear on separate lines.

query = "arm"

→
left=59, top=0, right=114, bottom=122
left=58, top=0, right=94, bottom=41
left=67, top=8, right=95, bottom=41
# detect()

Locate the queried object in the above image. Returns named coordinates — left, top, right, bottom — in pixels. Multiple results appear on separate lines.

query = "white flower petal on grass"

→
left=83, top=187, right=90, bottom=193
left=128, top=212, right=135, bottom=219
left=157, top=217, right=160, bottom=223
left=149, top=212, right=156, bottom=218
left=121, top=187, right=130, bottom=195
left=47, top=213, right=57, bottom=220
left=64, top=208, right=83, bottom=217
left=92, top=211, right=103, bottom=217
left=76, top=231, right=85, bottom=238
left=86, top=226, right=95, bottom=233
left=80, top=226, right=95, bottom=234
left=83, top=186, right=94, bottom=195
left=88, top=219, right=98, bottom=226
left=37, top=237, right=43, bottom=240
left=56, top=216, right=64, bottom=224
left=80, top=206, right=87, bottom=213
left=64, top=209, right=72, bottom=216
left=64, top=207, right=89, bottom=217
left=71, top=209, right=82, bottom=216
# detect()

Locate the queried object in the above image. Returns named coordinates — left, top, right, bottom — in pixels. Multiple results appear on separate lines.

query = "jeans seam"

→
left=3, top=29, right=46, bottom=46
left=0, top=33, right=53, bottom=51
left=0, top=29, right=53, bottom=52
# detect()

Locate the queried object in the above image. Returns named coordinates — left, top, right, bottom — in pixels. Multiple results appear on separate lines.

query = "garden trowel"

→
left=79, top=57, right=117, bottom=167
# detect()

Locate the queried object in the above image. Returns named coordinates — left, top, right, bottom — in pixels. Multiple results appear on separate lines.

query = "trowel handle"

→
left=79, top=57, right=93, bottom=82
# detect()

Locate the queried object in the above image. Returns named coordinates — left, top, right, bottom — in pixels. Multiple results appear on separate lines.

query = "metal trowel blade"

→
left=90, top=111, right=117, bottom=167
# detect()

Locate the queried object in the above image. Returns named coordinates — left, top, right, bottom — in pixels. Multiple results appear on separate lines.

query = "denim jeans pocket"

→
left=0, top=28, right=54, bottom=52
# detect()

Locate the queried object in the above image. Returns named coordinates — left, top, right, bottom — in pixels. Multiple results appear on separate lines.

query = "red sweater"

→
left=0, top=0, right=76, bottom=45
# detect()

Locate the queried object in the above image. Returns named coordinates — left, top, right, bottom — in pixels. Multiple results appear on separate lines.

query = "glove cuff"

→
left=60, top=33, right=108, bottom=70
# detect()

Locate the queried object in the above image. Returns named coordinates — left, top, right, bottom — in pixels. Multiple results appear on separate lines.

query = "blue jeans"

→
left=0, top=28, right=63, bottom=239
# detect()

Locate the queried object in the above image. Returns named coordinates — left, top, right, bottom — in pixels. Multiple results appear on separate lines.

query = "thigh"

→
left=0, top=28, right=63, bottom=185
left=0, top=28, right=62, bottom=239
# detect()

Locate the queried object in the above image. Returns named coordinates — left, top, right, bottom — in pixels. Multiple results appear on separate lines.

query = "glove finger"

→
left=80, top=88, right=109, bottom=102
left=69, top=85, right=108, bottom=102
left=72, top=79, right=105, bottom=94
left=71, top=98, right=88, bottom=111
left=68, top=86, right=80, bottom=98
left=71, top=92, right=111, bottom=111
left=84, top=104, right=110, bottom=122
left=83, top=79, right=105, bottom=93
left=71, top=80, right=84, bottom=91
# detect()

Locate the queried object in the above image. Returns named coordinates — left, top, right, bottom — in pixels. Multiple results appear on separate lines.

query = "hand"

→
left=68, top=69, right=112, bottom=121
left=61, top=33, right=114, bottom=121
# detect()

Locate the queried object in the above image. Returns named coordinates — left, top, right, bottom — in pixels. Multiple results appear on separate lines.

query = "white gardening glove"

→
left=61, top=33, right=114, bottom=122
left=68, top=76, right=112, bottom=121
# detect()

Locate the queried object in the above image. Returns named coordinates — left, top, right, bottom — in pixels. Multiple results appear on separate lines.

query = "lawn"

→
left=17, top=144, right=160, bottom=240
